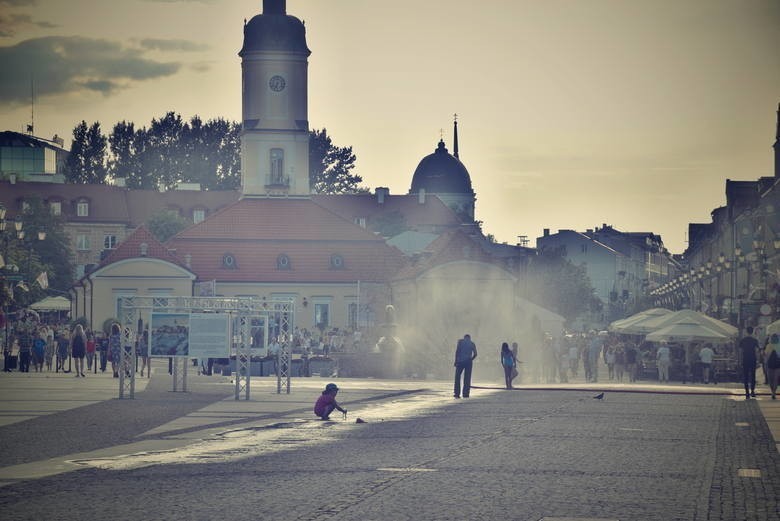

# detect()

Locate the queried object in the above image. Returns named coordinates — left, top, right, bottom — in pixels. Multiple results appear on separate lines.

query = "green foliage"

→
left=309, top=128, right=365, bottom=194
left=65, top=121, right=108, bottom=184
left=368, top=210, right=408, bottom=238
left=147, top=209, right=190, bottom=243
left=525, top=246, right=597, bottom=324
left=102, top=317, right=119, bottom=335
left=1, top=198, right=74, bottom=309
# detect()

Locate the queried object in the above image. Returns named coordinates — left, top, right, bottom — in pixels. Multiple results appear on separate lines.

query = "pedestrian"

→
left=625, top=341, right=638, bottom=382
left=70, top=324, right=87, bottom=377
left=698, top=344, right=715, bottom=384
left=85, top=331, right=96, bottom=371
left=138, top=329, right=150, bottom=377
left=453, top=333, right=478, bottom=398
left=500, top=342, right=516, bottom=390
left=739, top=326, right=760, bottom=399
left=56, top=329, right=70, bottom=372
left=313, top=382, right=347, bottom=420
left=606, top=345, right=616, bottom=380
left=109, top=323, right=121, bottom=378
left=97, top=332, right=108, bottom=372
left=44, top=329, right=55, bottom=371
left=568, top=340, right=579, bottom=378
left=17, top=325, right=33, bottom=373
left=765, top=333, right=780, bottom=400
left=32, top=333, right=45, bottom=372
left=614, top=344, right=626, bottom=382
left=656, top=344, right=671, bottom=383
left=587, top=333, right=602, bottom=382
left=511, top=341, right=520, bottom=384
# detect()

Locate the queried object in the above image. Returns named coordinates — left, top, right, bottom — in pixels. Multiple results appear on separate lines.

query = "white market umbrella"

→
left=766, top=319, right=780, bottom=336
left=645, top=320, right=732, bottom=344
left=643, top=309, right=738, bottom=338
left=609, top=308, right=673, bottom=334
left=30, top=296, right=71, bottom=311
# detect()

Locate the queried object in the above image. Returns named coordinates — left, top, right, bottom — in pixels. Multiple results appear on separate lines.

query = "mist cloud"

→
left=140, top=38, right=209, bottom=52
left=0, top=36, right=180, bottom=104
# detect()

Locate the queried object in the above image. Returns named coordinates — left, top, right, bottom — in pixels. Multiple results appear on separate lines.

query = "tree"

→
left=108, top=120, right=140, bottom=185
left=136, top=111, right=186, bottom=190
left=369, top=210, right=408, bottom=238
left=147, top=210, right=190, bottom=243
left=524, top=247, right=598, bottom=324
left=1, top=198, right=74, bottom=309
left=65, top=121, right=108, bottom=184
left=309, top=128, right=365, bottom=194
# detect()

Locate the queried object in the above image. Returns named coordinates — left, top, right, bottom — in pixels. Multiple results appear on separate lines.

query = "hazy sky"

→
left=1, top=0, right=778, bottom=254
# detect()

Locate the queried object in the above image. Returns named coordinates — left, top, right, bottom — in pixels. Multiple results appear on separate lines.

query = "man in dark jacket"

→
left=454, top=334, right=478, bottom=398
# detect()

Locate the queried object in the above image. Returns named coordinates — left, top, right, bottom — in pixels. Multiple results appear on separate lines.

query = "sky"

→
left=1, top=0, right=779, bottom=254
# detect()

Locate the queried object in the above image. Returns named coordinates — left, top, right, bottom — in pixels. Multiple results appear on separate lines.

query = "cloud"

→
left=0, top=12, right=57, bottom=37
left=139, top=38, right=209, bottom=52
left=0, top=0, right=37, bottom=6
left=0, top=36, right=180, bottom=104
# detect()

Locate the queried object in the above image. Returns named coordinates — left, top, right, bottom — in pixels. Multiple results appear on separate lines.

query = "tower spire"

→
left=453, top=113, right=459, bottom=159
left=774, top=102, right=780, bottom=178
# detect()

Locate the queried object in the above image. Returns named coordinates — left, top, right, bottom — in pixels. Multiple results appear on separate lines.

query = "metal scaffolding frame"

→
left=118, top=296, right=295, bottom=400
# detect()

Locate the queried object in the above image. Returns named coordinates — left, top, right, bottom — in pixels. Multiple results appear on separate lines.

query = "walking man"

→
left=699, top=344, right=715, bottom=384
left=454, top=334, right=478, bottom=398
left=657, top=344, right=671, bottom=383
left=739, top=326, right=760, bottom=399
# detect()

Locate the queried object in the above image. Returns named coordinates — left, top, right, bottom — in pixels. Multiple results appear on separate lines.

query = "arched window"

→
left=270, top=148, right=284, bottom=185
left=277, top=253, right=291, bottom=270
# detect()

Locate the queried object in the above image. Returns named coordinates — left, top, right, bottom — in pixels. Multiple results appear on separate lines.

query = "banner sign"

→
left=189, top=313, right=230, bottom=358
left=150, top=313, right=190, bottom=356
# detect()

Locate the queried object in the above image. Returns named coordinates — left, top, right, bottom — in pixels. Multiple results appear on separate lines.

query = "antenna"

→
left=28, top=76, right=35, bottom=135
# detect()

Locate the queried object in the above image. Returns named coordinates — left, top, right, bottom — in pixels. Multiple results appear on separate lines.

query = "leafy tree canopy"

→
left=309, top=128, right=366, bottom=194
left=146, top=209, right=191, bottom=243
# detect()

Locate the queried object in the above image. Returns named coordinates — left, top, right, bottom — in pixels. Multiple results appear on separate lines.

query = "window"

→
left=222, top=253, right=237, bottom=269
left=104, top=235, right=118, bottom=250
left=193, top=209, right=206, bottom=224
left=330, top=254, right=344, bottom=269
left=353, top=217, right=367, bottom=228
left=76, top=234, right=91, bottom=251
left=21, top=201, right=30, bottom=211
left=76, top=200, right=89, bottom=217
left=75, top=264, right=85, bottom=279
left=270, top=148, right=284, bottom=184
left=277, top=253, right=291, bottom=270
left=50, top=201, right=61, bottom=215
left=581, top=244, right=587, bottom=253
left=113, top=290, right=137, bottom=319
left=347, top=302, right=358, bottom=330
left=314, top=303, right=329, bottom=329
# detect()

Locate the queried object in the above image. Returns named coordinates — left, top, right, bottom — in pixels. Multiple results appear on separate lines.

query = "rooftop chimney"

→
left=543, top=228, right=550, bottom=237
left=376, top=187, right=389, bottom=204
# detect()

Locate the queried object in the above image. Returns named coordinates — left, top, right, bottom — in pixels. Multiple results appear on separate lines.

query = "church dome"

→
left=240, top=0, right=310, bottom=56
left=410, top=140, right=474, bottom=195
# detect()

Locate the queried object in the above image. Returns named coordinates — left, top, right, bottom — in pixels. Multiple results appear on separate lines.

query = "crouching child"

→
left=314, top=383, right=347, bottom=420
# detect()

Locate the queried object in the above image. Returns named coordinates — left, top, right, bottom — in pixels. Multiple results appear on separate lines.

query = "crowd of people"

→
left=1, top=313, right=150, bottom=379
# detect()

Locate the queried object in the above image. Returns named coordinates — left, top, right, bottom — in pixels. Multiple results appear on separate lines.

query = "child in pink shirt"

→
left=314, top=383, right=347, bottom=420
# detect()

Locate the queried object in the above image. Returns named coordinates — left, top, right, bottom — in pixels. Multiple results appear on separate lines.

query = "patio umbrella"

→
left=641, top=309, right=738, bottom=338
left=30, top=296, right=71, bottom=311
left=609, top=308, right=673, bottom=334
left=645, top=320, right=732, bottom=344
left=766, top=319, right=780, bottom=335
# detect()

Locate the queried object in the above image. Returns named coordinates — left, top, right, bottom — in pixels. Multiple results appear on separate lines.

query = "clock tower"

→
left=239, top=0, right=311, bottom=197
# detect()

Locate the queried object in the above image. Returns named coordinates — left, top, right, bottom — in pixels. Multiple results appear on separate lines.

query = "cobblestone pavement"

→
left=0, top=384, right=777, bottom=521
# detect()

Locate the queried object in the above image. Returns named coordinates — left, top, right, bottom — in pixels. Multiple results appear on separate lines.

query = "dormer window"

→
left=50, top=201, right=62, bottom=215
left=330, top=254, right=344, bottom=269
left=76, top=200, right=89, bottom=217
left=222, top=253, right=237, bottom=269
left=277, top=253, right=291, bottom=270
left=193, top=208, right=206, bottom=224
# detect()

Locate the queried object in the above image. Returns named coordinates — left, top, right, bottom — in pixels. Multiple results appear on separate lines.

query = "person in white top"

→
left=656, top=344, right=671, bottom=383
left=698, top=345, right=715, bottom=384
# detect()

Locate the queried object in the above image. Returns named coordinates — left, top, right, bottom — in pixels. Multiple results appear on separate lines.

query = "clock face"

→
left=269, top=75, right=286, bottom=92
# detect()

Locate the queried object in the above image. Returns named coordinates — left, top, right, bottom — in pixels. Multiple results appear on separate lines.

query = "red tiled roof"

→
left=172, top=198, right=387, bottom=242
left=0, top=181, right=238, bottom=225
left=97, top=225, right=189, bottom=271
left=167, top=198, right=408, bottom=282
left=312, top=193, right=460, bottom=229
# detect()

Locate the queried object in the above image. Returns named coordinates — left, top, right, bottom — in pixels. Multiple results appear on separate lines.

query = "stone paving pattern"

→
left=0, top=372, right=778, bottom=521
